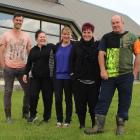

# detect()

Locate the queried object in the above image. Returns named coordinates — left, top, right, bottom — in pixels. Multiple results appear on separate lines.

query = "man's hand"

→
left=100, top=69, right=108, bottom=80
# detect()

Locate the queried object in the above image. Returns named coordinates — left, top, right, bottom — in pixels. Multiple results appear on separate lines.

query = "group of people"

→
left=0, top=12, right=140, bottom=136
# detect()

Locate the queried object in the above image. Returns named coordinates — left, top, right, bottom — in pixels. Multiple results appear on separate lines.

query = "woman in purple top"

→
left=54, top=26, right=73, bottom=127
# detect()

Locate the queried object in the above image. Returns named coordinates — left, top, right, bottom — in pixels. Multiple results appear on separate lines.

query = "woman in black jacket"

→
left=23, top=30, right=54, bottom=122
left=70, top=23, right=101, bottom=129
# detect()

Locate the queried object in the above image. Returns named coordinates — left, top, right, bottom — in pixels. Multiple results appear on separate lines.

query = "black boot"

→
left=116, top=116, right=125, bottom=135
left=84, top=114, right=106, bottom=135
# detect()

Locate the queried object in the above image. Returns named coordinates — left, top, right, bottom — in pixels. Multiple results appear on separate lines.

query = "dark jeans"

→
left=3, top=67, right=29, bottom=117
left=73, top=80, right=99, bottom=126
left=29, top=77, right=53, bottom=121
left=95, top=73, right=134, bottom=120
left=54, top=79, right=72, bottom=123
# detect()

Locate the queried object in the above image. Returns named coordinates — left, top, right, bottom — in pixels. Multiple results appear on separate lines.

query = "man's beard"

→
left=14, top=24, right=21, bottom=30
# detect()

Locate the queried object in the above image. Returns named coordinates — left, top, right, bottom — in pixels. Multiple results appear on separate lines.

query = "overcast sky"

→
left=83, top=0, right=140, bottom=25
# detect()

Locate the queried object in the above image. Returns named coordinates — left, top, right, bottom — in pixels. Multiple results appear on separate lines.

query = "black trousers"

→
left=54, top=79, right=72, bottom=123
left=73, top=80, right=99, bottom=126
left=29, top=77, right=53, bottom=121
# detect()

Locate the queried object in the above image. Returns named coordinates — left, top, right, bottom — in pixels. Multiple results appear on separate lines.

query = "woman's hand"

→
left=23, top=75, right=28, bottom=83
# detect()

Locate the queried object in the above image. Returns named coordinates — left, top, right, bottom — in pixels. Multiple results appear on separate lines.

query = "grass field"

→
left=0, top=83, right=140, bottom=140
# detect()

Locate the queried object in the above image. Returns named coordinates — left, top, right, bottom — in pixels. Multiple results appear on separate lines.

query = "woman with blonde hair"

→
left=54, top=26, right=74, bottom=127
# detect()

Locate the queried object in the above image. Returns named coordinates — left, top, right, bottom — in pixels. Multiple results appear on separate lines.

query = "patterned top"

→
left=0, top=30, right=32, bottom=68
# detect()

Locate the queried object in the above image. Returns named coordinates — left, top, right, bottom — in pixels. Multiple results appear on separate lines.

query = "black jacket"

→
left=70, top=38, right=100, bottom=83
left=24, top=43, right=55, bottom=78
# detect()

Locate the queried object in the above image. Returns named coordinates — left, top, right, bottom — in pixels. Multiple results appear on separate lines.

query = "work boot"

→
left=84, top=114, right=106, bottom=135
left=116, top=116, right=125, bottom=135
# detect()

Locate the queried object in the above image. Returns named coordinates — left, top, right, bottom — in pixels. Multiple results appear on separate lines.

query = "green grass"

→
left=0, top=83, right=140, bottom=140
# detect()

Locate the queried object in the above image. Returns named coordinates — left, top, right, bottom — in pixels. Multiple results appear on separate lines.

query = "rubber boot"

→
left=84, top=114, right=106, bottom=135
left=116, top=116, right=125, bottom=135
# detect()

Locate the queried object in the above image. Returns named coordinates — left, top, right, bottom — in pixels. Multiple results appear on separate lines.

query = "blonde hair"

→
left=61, top=26, right=72, bottom=34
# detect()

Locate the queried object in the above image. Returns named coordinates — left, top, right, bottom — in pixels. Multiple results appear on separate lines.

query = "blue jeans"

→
left=94, top=73, right=134, bottom=120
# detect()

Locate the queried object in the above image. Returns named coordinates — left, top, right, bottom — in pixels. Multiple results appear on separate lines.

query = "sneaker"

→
left=27, top=116, right=38, bottom=123
left=38, top=119, right=49, bottom=126
left=6, top=117, right=12, bottom=124
left=56, top=122, right=63, bottom=127
left=63, top=123, right=70, bottom=128
left=43, top=119, right=49, bottom=123
left=22, top=113, right=29, bottom=119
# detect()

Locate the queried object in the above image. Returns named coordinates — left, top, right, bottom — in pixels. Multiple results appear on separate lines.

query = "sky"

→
left=83, top=0, right=140, bottom=25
